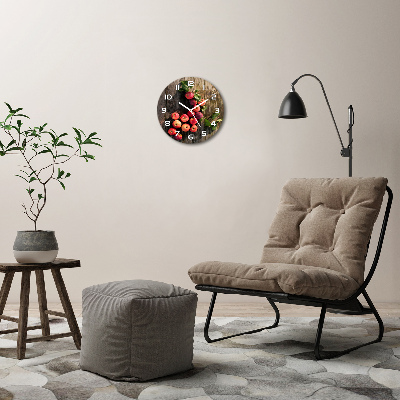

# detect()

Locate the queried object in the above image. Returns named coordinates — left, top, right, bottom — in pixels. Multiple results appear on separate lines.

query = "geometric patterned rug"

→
left=0, top=316, right=400, bottom=399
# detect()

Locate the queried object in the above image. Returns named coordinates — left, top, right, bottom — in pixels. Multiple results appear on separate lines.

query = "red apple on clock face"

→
left=157, top=77, right=224, bottom=144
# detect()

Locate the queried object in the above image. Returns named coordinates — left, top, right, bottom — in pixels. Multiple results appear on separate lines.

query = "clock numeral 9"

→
left=211, top=93, right=217, bottom=100
left=162, top=108, right=166, bottom=113
left=211, top=121, right=216, bottom=126
left=165, top=121, right=171, bottom=127
left=164, top=94, right=172, bottom=100
left=215, top=108, right=220, bottom=113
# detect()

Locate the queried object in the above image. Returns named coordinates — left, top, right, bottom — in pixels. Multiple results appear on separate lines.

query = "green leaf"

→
left=4, top=102, right=13, bottom=112
left=57, top=168, right=64, bottom=179
left=204, top=119, right=211, bottom=127
left=65, top=172, right=71, bottom=178
left=26, top=188, right=35, bottom=195
left=194, top=93, right=201, bottom=102
left=4, top=125, right=11, bottom=130
left=6, top=140, right=16, bottom=148
left=55, top=154, right=69, bottom=158
left=38, top=194, right=44, bottom=200
left=29, top=177, right=37, bottom=183
left=14, top=114, right=29, bottom=118
left=80, top=154, right=95, bottom=162
left=38, top=148, right=51, bottom=154
left=7, top=147, right=23, bottom=152
left=58, top=181, right=66, bottom=190
left=57, top=141, right=73, bottom=148
left=87, top=132, right=98, bottom=139
left=73, top=127, right=82, bottom=142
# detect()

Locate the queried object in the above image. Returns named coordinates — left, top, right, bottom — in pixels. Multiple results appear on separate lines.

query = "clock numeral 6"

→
left=165, top=121, right=171, bottom=126
left=211, top=121, right=216, bottom=126
left=164, top=94, right=172, bottom=100
left=188, top=134, right=194, bottom=140
left=215, top=108, right=220, bottom=113
left=162, top=108, right=167, bottom=113
left=211, top=93, right=217, bottom=100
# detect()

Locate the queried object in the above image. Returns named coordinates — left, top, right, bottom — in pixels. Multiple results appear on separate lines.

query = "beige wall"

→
left=0, top=0, right=399, bottom=304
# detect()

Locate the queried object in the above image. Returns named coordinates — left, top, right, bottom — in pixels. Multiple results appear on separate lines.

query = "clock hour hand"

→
left=179, top=102, right=191, bottom=112
left=179, top=101, right=201, bottom=127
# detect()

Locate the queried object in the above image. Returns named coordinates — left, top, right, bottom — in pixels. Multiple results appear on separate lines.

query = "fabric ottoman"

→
left=80, top=280, right=198, bottom=381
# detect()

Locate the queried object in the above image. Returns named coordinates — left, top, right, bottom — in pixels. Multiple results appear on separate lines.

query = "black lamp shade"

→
left=278, top=91, right=307, bottom=119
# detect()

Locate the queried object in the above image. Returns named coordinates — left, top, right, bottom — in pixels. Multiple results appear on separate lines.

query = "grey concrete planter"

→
left=13, top=231, right=59, bottom=263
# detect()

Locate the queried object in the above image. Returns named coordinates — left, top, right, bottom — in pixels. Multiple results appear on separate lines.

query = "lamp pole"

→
left=279, top=74, right=354, bottom=177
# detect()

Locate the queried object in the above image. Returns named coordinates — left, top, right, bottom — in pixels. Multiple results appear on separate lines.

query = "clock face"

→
left=157, top=77, right=224, bottom=144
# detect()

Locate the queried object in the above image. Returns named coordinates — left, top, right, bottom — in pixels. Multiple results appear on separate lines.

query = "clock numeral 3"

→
left=215, top=108, right=220, bottom=113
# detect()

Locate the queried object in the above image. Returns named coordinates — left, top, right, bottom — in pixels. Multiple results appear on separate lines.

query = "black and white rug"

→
left=1, top=315, right=400, bottom=399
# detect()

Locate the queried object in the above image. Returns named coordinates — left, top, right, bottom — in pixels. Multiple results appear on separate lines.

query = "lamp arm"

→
left=291, top=74, right=345, bottom=150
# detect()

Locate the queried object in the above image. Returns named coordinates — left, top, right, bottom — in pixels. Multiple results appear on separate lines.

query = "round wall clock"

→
left=157, top=77, right=224, bottom=144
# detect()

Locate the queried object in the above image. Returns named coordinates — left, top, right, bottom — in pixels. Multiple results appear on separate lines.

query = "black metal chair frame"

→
left=196, top=186, right=393, bottom=360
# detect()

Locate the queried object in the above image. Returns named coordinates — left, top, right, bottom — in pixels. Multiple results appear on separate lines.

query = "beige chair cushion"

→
left=188, top=177, right=387, bottom=300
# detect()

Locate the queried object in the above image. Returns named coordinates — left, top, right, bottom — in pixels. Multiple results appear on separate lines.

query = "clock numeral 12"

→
left=188, top=81, right=194, bottom=87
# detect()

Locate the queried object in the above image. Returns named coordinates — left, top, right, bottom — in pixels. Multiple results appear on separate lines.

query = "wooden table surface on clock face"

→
left=157, top=77, right=224, bottom=144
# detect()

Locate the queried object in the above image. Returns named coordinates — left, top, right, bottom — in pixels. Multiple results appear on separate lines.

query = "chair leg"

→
left=204, top=292, right=280, bottom=343
left=51, top=268, right=81, bottom=349
left=17, top=270, right=31, bottom=360
left=314, top=290, right=384, bottom=360
left=0, top=272, right=15, bottom=322
left=35, top=270, right=51, bottom=337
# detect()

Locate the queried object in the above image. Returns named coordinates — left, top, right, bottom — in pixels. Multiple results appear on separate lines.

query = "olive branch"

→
left=0, top=103, right=101, bottom=231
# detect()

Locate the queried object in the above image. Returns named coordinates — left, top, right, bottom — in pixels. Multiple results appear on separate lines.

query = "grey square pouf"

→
left=80, top=280, right=198, bottom=381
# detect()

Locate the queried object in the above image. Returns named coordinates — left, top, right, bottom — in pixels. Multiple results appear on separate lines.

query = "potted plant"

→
left=0, top=103, right=101, bottom=263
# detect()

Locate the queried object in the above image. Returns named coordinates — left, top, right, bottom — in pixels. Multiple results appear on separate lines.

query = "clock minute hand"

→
left=188, top=98, right=209, bottom=127
left=194, top=98, right=209, bottom=109
left=179, top=101, right=201, bottom=128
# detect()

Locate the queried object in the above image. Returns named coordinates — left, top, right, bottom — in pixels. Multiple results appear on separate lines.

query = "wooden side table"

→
left=0, top=258, right=81, bottom=359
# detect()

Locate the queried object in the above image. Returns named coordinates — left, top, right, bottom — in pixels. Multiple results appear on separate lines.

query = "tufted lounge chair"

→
left=188, top=177, right=392, bottom=359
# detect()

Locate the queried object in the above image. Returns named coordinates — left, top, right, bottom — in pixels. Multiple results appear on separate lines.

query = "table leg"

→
left=0, top=272, right=15, bottom=322
left=35, top=270, right=51, bottom=337
left=17, top=270, right=31, bottom=360
left=51, top=268, right=81, bottom=349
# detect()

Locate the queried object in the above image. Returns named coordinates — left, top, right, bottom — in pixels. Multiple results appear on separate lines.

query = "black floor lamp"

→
left=278, top=74, right=354, bottom=177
